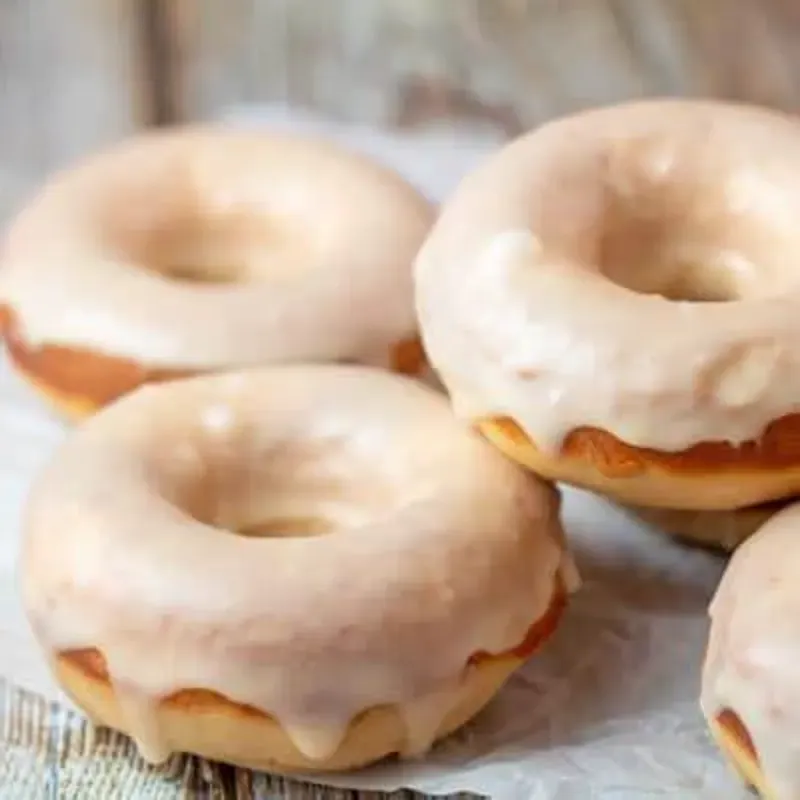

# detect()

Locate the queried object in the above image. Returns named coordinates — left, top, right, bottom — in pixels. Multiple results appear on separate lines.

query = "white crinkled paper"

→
left=0, top=107, right=749, bottom=798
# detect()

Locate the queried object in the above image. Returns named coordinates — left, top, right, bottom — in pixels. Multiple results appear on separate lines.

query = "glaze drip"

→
left=22, top=366, right=573, bottom=764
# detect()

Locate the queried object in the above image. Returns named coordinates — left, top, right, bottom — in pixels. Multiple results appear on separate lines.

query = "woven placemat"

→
left=0, top=679, right=473, bottom=800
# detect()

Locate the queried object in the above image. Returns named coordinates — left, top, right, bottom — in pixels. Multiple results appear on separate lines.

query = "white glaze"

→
left=22, top=365, right=574, bottom=762
left=702, top=502, right=800, bottom=799
left=415, top=100, right=800, bottom=453
left=201, top=403, right=235, bottom=434
left=399, top=681, right=465, bottom=759
left=0, top=127, right=433, bottom=370
left=113, top=685, right=170, bottom=765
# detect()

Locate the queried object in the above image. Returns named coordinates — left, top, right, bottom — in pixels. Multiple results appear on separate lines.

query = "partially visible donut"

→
left=22, top=365, right=577, bottom=772
left=0, top=128, right=433, bottom=418
left=415, top=100, right=800, bottom=510
left=702, top=503, right=800, bottom=798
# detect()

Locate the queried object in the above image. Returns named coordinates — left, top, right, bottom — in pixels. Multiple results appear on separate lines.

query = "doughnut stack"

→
left=4, top=101, right=800, bottom=796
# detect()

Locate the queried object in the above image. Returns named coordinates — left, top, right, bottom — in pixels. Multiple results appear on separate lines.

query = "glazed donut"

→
left=22, top=365, right=577, bottom=772
left=0, top=127, right=433, bottom=418
left=702, top=503, right=800, bottom=799
left=415, top=99, right=800, bottom=511
left=622, top=501, right=783, bottom=552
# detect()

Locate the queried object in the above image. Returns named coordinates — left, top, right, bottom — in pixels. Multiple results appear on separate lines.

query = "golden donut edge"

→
left=478, top=417, right=800, bottom=511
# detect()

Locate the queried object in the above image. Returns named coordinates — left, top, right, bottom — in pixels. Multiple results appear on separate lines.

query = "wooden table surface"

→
left=0, top=678, right=474, bottom=799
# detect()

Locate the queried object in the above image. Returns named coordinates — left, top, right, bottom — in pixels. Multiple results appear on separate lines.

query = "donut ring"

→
left=0, top=128, right=433, bottom=418
left=415, top=100, right=800, bottom=510
left=622, top=501, right=783, bottom=552
left=702, top=503, right=800, bottom=799
left=22, top=365, right=576, bottom=772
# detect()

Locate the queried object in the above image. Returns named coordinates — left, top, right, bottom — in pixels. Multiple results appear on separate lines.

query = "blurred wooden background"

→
left=2, top=0, right=799, bottom=219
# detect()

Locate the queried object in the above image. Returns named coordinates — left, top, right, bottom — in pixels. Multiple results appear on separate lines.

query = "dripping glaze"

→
left=23, top=366, right=575, bottom=763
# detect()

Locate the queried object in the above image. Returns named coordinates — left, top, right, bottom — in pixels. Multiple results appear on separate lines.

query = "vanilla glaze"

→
left=415, top=100, right=800, bottom=454
left=22, top=365, right=576, bottom=763
left=0, top=128, right=433, bottom=370
left=702, top=502, right=800, bottom=799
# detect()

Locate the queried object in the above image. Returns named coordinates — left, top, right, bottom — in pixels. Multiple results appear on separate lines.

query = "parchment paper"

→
left=0, top=107, right=749, bottom=798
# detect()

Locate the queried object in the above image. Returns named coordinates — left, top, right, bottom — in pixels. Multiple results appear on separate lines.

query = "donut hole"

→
left=156, top=260, right=249, bottom=285
left=185, top=476, right=378, bottom=540
left=190, top=471, right=380, bottom=540
left=586, top=131, right=800, bottom=303
left=171, top=424, right=396, bottom=540
left=218, top=475, right=389, bottom=539
left=124, top=214, right=304, bottom=285
left=602, top=253, right=742, bottom=302
left=235, top=515, right=336, bottom=539
left=152, top=222, right=302, bottom=285
left=597, top=195, right=751, bottom=302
